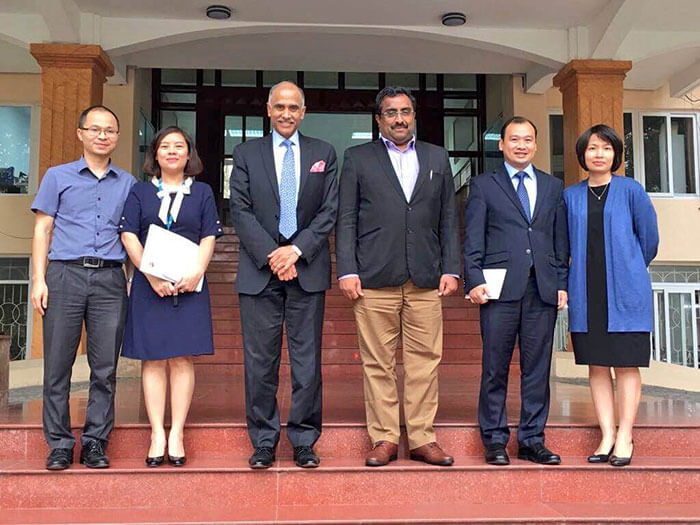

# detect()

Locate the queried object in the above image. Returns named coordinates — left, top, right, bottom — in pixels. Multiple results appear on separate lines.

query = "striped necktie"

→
left=515, top=171, right=531, bottom=222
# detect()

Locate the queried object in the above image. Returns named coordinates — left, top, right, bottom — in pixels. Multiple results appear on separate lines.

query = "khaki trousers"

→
left=353, top=280, right=443, bottom=450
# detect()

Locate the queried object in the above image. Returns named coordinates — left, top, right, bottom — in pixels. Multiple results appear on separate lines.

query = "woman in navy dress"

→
left=564, top=124, right=658, bottom=467
left=119, top=126, right=223, bottom=466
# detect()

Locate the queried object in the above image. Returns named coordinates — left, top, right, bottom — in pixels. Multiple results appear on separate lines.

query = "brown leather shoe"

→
left=409, top=442, right=454, bottom=466
left=365, top=441, right=398, bottom=467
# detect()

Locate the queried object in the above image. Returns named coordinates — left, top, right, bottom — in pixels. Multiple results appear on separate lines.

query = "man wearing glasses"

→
left=336, top=87, right=460, bottom=466
left=31, top=105, right=135, bottom=470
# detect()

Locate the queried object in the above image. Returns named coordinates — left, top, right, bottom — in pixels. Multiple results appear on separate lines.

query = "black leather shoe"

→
left=248, top=447, right=275, bottom=469
left=80, top=440, right=109, bottom=469
left=46, top=448, right=73, bottom=470
left=610, top=442, right=634, bottom=467
left=293, top=446, right=320, bottom=468
left=517, top=443, right=561, bottom=465
left=485, top=444, right=510, bottom=465
left=587, top=445, right=615, bottom=464
left=167, top=455, right=186, bottom=467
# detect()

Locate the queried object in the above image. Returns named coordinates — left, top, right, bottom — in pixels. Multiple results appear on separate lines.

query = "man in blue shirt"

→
left=30, top=105, right=135, bottom=470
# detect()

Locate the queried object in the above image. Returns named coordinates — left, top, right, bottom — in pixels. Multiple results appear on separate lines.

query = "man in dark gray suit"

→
left=230, top=81, right=338, bottom=469
left=336, top=87, right=460, bottom=467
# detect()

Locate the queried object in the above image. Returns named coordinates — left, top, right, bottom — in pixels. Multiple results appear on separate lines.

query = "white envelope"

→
left=482, top=269, right=507, bottom=300
left=140, top=224, right=204, bottom=292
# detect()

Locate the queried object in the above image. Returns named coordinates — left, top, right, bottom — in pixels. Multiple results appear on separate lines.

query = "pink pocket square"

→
left=310, top=160, right=326, bottom=173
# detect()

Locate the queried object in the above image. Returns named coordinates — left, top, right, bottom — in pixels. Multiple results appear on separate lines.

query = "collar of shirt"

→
left=76, top=156, right=119, bottom=179
left=504, top=161, right=536, bottom=182
left=272, top=129, right=300, bottom=149
left=381, top=134, right=416, bottom=154
left=271, top=129, right=301, bottom=192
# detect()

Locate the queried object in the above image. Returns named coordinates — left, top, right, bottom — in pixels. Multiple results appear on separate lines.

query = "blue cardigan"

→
left=564, top=176, right=659, bottom=332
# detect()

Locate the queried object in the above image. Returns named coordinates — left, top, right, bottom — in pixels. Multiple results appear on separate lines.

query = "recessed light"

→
left=207, top=5, right=232, bottom=20
left=441, top=12, right=467, bottom=27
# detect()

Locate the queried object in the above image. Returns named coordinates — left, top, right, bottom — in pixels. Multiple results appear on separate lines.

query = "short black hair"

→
left=576, top=124, right=623, bottom=173
left=78, top=105, right=120, bottom=131
left=143, top=126, right=203, bottom=178
left=500, top=116, right=537, bottom=139
left=375, top=86, right=417, bottom=116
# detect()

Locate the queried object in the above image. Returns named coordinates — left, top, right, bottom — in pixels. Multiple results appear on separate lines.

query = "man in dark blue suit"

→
left=230, top=81, right=338, bottom=469
left=463, top=116, right=569, bottom=466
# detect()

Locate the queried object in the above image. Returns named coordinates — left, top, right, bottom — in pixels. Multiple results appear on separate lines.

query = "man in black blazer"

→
left=336, top=87, right=460, bottom=467
left=463, top=116, right=569, bottom=466
left=230, top=81, right=338, bottom=469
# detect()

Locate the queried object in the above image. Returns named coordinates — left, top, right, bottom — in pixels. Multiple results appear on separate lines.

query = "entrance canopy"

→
left=1, top=0, right=700, bottom=96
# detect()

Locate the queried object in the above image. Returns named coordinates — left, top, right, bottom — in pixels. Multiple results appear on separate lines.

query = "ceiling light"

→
left=207, top=5, right=232, bottom=20
left=441, top=12, right=466, bottom=27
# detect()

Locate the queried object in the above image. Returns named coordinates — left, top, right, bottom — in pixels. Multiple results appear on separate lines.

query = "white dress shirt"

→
left=504, top=162, right=537, bottom=217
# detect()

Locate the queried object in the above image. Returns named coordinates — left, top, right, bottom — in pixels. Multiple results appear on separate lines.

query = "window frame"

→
left=651, top=282, right=700, bottom=368
left=637, top=111, right=700, bottom=198
left=0, top=103, right=40, bottom=196
left=0, top=255, right=33, bottom=361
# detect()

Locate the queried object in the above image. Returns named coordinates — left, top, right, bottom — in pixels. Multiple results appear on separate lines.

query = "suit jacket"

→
left=463, top=164, right=569, bottom=305
left=335, top=139, right=460, bottom=290
left=229, top=133, right=338, bottom=295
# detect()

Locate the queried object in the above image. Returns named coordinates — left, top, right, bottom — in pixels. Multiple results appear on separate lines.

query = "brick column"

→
left=553, top=60, right=631, bottom=187
left=29, top=44, right=114, bottom=182
left=28, top=44, right=114, bottom=359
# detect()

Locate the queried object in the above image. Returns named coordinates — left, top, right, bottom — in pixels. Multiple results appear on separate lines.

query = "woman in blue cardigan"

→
left=564, top=124, right=658, bottom=467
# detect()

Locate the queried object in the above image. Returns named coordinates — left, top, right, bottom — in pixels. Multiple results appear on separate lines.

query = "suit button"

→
left=408, top=229, right=413, bottom=234
left=526, top=249, right=531, bottom=255
left=528, top=227, right=532, bottom=232
left=407, top=207, right=412, bottom=211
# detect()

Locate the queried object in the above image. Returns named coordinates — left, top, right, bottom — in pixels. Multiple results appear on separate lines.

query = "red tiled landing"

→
left=3, top=456, right=700, bottom=512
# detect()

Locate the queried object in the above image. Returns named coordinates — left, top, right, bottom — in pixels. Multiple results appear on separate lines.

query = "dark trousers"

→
left=42, top=262, right=127, bottom=450
left=478, top=272, right=557, bottom=448
left=239, top=277, right=325, bottom=449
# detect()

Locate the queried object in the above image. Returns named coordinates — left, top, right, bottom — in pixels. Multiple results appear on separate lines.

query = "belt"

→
left=60, top=257, right=123, bottom=269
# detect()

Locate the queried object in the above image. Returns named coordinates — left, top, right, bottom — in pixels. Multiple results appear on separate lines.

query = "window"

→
left=650, top=265, right=700, bottom=368
left=549, top=114, right=564, bottom=181
left=0, top=106, right=31, bottom=194
left=641, top=113, right=698, bottom=195
left=0, top=257, right=30, bottom=360
left=222, top=115, right=264, bottom=199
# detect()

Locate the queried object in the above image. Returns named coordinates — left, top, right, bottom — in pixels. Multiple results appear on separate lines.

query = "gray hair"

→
left=267, top=80, right=305, bottom=107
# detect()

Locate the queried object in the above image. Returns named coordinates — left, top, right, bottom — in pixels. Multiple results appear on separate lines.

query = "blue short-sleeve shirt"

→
left=31, top=158, right=136, bottom=261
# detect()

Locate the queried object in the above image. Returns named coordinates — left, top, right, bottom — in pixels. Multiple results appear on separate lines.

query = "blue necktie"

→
left=515, top=171, right=531, bottom=222
left=278, top=139, right=297, bottom=239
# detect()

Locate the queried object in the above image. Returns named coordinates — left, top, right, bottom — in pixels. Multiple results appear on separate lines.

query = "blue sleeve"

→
left=31, top=168, right=59, bottom=216
left=119, top=185, right=142, bottom=235
left=631, top=182, right=659, bottom=266
left=200, top=183, right=224, bottom=240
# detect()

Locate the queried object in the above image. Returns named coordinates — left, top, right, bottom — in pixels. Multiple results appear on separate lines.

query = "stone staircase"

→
left=1, top=228, right=700, bottom=523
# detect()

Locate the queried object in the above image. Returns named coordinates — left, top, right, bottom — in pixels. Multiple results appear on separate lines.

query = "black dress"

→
left=570, top=184, right=650, bottom=367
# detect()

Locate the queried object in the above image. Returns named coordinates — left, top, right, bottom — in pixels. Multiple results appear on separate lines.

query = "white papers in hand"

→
left=482, top=269, right=507, bottom=300
left=140, top=224, right=204, bottom=292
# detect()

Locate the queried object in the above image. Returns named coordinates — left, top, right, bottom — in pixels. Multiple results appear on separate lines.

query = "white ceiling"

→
left=0, top=0, right=699, bottom=95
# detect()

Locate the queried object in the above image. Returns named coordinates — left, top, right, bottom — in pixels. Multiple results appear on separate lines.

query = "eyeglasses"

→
left=79, top=126, right=119, bottom=138
left=380, top=108, right=414, bottom=119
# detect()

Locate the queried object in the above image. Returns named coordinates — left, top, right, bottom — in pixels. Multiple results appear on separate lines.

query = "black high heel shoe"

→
left=145, top=437, right=166, bottom=467
left=609, top=441, right=634, bottom=467
left=587, top=445, right=615, bottom=463
left=167, top=454, right=187, bottom=467
left=145, top=455, right=164, bottom=467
